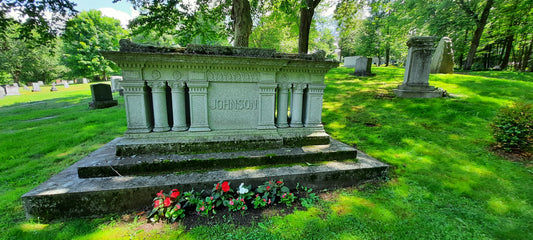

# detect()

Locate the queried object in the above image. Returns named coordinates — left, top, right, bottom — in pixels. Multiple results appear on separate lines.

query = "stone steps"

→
left=78, top=138, right=356, bottom=178
left=22, top=137, right=388, bottom=220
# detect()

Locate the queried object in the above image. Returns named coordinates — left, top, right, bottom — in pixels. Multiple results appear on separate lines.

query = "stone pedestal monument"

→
left=394, top=36, right=445, bottom=98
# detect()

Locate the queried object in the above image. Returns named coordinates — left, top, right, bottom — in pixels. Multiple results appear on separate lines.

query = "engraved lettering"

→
left=209, top=99, right=258, bottom=110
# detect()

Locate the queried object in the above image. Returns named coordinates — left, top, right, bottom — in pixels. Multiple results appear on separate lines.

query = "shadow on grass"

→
left=1, top=93, right=127, bottom=239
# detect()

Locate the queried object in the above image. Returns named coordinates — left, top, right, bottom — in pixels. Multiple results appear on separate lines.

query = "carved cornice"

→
left=147, top=81, right=166, bottom=90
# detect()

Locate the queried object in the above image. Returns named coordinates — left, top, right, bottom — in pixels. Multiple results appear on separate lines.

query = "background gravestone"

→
left=50, top=83, right=58, bottom=91
left=5, top=85, right=21, bottom=95
left=430, top=37, right=454, bottom=74
left=37, top=81, right=44, bottom=86
left=393, top=36, right=445, bottom=98
left=344, top=56, right=374, bottom=76
left=63, top=81, right=70, bottom=88
left=89, top=83, right=118, bottom=109
left=32, top=83, right=41, bottom=92
left=110, top=76, right=123, bottom=92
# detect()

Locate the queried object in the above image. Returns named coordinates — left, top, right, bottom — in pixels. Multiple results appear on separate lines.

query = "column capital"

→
left=147, top=81, right=167, bottom=90
left=168, top=81, right=186, bottom=90
left=293, top=83, right=307, bottom=92
left=278, top=83, right=292, bottom=90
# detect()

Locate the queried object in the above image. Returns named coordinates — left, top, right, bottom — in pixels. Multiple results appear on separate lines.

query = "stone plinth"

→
left=5, top=85, right=21, bottom=95
left=430, top=37, right=454, bottom=74
left=394, top=36, right=445, bottom=98
left=102, top=42, right=339, bottom=155
left=89, top=83, right=118, bottom=109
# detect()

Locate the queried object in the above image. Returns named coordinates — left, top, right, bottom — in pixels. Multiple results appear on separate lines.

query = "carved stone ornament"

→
left=147, top=81, right=166, bottom=89
left=278, top=83, right=292, bottom=90
left=173, top=71, right=182, bottom=80
left=169, top=81, right=186, bottom=89
left=151, top=70, right=162, bottom=80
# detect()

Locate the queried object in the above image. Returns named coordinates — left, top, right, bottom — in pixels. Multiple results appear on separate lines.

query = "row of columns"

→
left=121, top=80, right=325, bottom=134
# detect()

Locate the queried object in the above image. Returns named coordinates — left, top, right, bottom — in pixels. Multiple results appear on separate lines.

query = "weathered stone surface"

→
left=394, top=36, right=445, bottom=98
left=430, top=37, right=454, bottom=74
left=79, top=137, right=357, bottom=178
left=22, top=138, right=387, bottom=220
left=89, top=83, right=117, bottom=109
left=5, top=85, right=21, bottom=95
left=50, top=83, right=58, bottom=92
left=32, top=83, right=41, bottom=92
left=110, top=76, right=122, bottom=92
left=345, top=56, right=374, bottom=76
left=102, top=44, right=338, bottom=154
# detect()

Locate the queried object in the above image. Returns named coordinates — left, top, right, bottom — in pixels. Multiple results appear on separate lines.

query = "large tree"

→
left=0, top=0, right=77, bottom=44
left=458, top=0, right=494, bottom=70
left=62, top=10, right=126, bottom=80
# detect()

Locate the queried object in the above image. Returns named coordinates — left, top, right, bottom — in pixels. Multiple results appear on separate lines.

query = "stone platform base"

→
left=117, top=128, right=331, bottom=155
left=393, top=84, right=445, bottom=98
left=22, top=137, right=388, bottom=220
left=89, top=100, right=118, bottom=109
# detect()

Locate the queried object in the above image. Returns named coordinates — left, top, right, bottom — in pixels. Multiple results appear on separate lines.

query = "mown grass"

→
left=1, top=68, right=532, bottom=239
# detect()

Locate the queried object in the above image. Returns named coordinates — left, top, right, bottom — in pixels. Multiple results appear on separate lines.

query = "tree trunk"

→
left=521, top=36, right=533, bottom=72
left=462, top=0, right=494, bottom=70
left=500, top=22, right=515, bottom=69
left=298, top=0, right=321, bottom=54
left=232, top=0, right=252, bottom=47
left=385, top=45, right=390, bottom=66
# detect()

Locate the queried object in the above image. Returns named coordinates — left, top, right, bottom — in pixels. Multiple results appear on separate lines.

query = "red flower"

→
left=276, top=180, right=283, bottom=184
left=215, top=183, right=220, bottom=190
left=170, top=189, right=180, bottom=199
left=266, top=186, right=271, bottom=191
left=164, top=197, right=171, bottom=207
left=176, top=204, right=181, bottom=210
left=154, top=200, right=161, bottom=208
left=222, top=181, right=230, bottom=192
left=156, top=190, right=164, bottom=197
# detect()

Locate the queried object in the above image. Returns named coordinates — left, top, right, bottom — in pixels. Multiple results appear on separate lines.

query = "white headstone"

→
left=5, top=85, right=21, bottom=95
left=110, top=76, right=123, bottom=92
left=32, top=83, right=41, bottom=92
left=82, top=78, right=90, bottom=84
left=344, top=56, right=357, bottom=68
left=37, top=81, right=44, bottom=86
left=50, top=83, right=58, bottom=91
left=64, top=82, right=70, bottom=88
left=68, top=80, right=74, bottom=84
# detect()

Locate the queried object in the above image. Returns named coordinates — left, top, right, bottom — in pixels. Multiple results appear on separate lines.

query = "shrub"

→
left=491, top=102, right=533, bottom=152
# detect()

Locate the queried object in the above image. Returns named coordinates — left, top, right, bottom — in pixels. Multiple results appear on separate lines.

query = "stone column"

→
left=121, top=81, right=152, bottom=133
left=257, top=83, right=277, bottom=129
left=276, top=83, right=291, bottom=128
left=188, top=82, right=210, bottom=132
left=169, top=81, right=188, bottom=131
left=290, top=83, right=306, bottom=128
left=304, top=84, right=326, bottom=127
left=394, top=36, right=444, bottom=98
left=147, top=81, right=170, bottom=132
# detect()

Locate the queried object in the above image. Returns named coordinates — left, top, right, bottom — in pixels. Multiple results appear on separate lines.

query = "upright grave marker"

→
left=89, top=83, right=118, bottom=109
left=32, top=83, right=41, bottom=92
left=394, top=36, right=445, bottom=98
left=430, top=37, right=454, bottom=74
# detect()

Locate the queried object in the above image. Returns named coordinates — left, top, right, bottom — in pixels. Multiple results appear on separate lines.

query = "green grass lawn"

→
left=1, top=68, right=532, bottom=239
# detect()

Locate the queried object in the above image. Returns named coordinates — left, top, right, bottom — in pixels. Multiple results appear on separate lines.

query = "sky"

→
left=72, top=0, right=138, bottom=28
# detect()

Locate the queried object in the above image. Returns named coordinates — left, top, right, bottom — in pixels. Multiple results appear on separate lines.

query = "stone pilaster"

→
left=187, top=82, right=210, bottom=132
left=276, top=83, right=291, bottom=128
left=169, top=81, right=188, bottom=131
left=147, top=81, right=170, bottom=132
left=257, top=83, right=277, bottom=129
left=304, top=84, right=326, bottom=127
left=290, top=83, right=306, bottom=128
left=121, top=81, right=152, bottom=133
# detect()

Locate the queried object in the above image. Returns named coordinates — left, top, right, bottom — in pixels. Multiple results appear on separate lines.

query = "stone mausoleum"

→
left=103, top=40, right=338, bottom=155
left=22, top=40, right=388, bottom=219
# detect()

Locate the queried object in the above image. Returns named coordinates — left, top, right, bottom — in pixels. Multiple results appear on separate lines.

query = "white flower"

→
left=237, top=183, right=249, bottom=194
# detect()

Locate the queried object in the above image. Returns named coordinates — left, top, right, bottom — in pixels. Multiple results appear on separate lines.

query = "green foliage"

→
left=491, top=102, right=533, bottom=152
left=147, top=189, right=186, bottom=222
left=296, top=183, right=319, bottom=208
left=0, top=22, right=66, bottom=84
left=62, top=10, right=126, bottom=80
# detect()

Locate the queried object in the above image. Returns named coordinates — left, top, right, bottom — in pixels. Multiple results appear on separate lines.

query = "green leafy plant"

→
left=224, top=197, right=247, bottom=211
left=279, top=192, right=297, bottom=206
left=147, top=188, right=185, bottom=222
left=255, top=179, right=290, bottom=205
left=297, top=183, right=320, bottom=208
left=491, top=102, right=533, bottom=153
left=211, top=181, right=233, bottom=207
